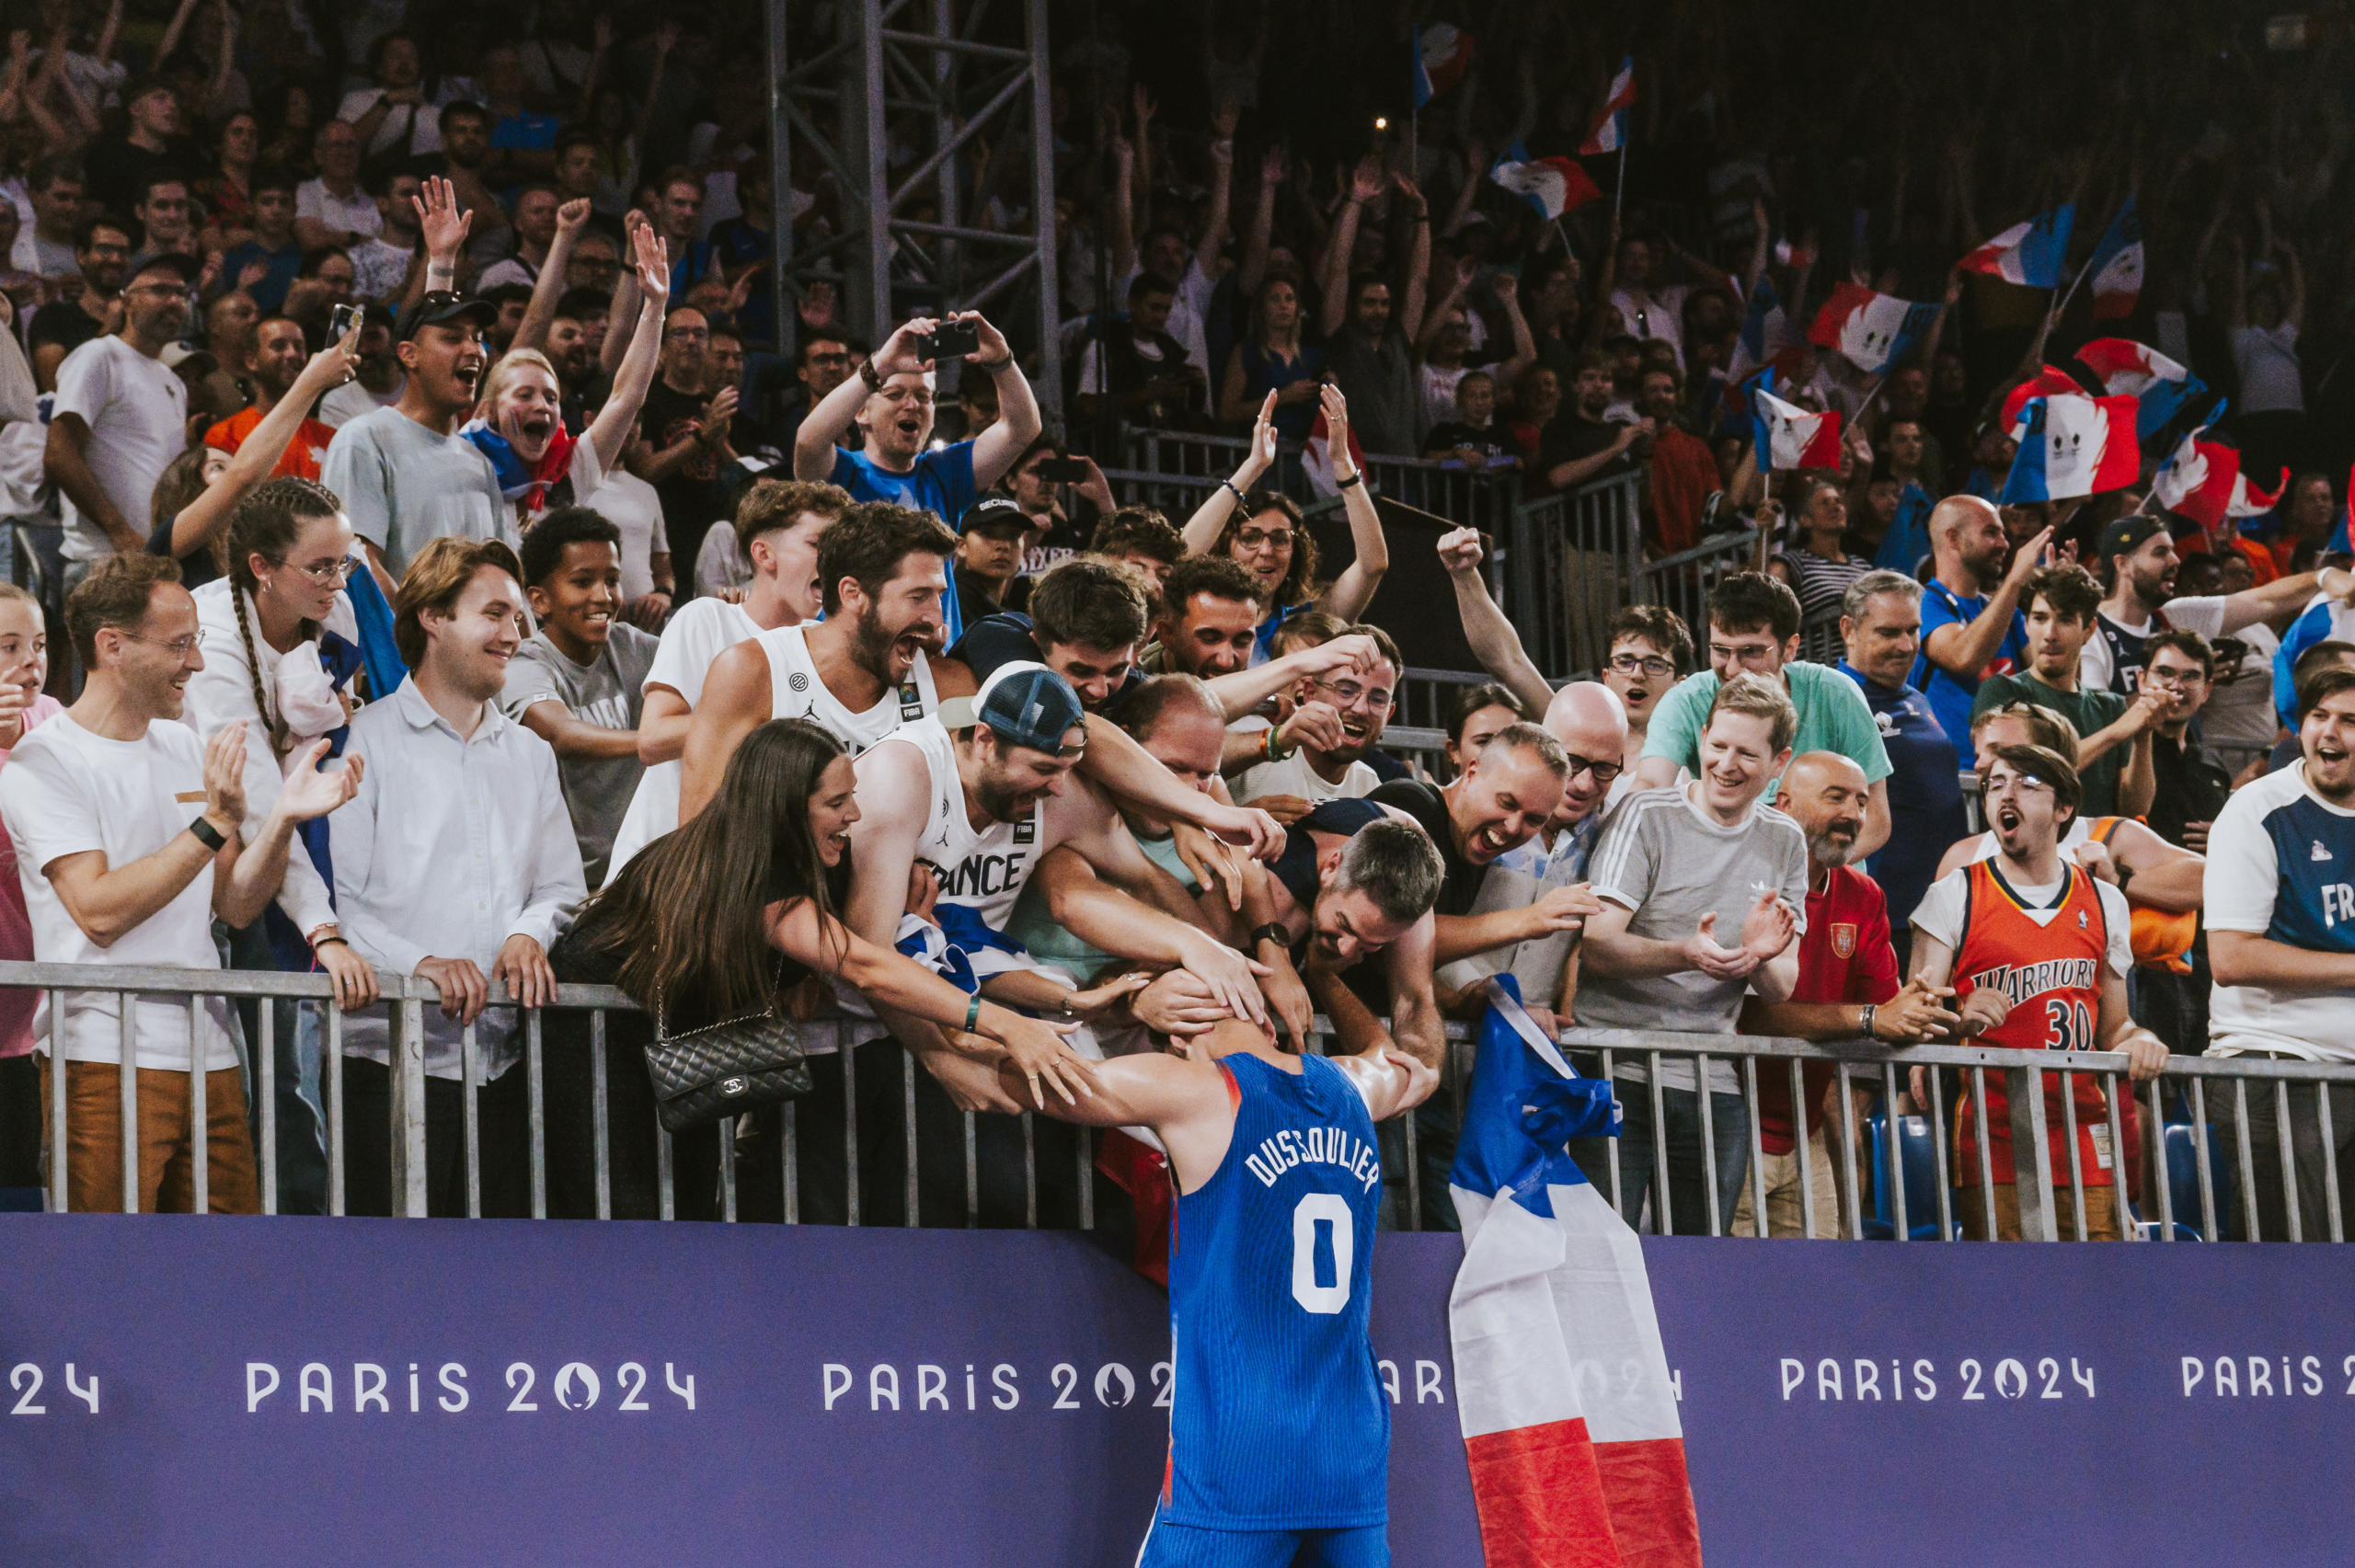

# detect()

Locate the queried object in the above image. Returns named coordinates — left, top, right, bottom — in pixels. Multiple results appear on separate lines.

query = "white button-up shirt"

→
left=331, top=678, right=584, bottom=1080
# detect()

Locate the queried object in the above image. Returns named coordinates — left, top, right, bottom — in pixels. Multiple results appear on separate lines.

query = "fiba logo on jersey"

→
left=788, top=671, right=810, bottom=692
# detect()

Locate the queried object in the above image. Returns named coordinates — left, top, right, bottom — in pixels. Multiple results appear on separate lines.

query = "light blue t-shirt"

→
left=1641, top=660, right=1893, bottom=799
left=829, top=441, right=982, bottom=641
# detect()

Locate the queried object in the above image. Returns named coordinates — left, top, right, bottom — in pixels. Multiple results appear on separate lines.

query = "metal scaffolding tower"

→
left=767, top=0, right=1063, bottom=428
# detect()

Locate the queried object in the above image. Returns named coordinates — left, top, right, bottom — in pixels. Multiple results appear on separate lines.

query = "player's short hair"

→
left=1607, top=604, right=1694, bottom=671
left=1986, top=742, right=2081, bottom=821
left=816, top=503, right=956, bottom=616
left=1842, top=568, right=1922, bottom=624
left=1709, top=571, right=1803, bottom=643
left=1970, top=700, right=2080, bottom=755
left=735, top=478, right=851, bottom=555
left=1706, top=670, right=1798, bottom=755
left=1028, top=557, right=1148, bottom=653
left=2021, top=564, right=2102, bottom=625
left=518, top=505, right=620, bottom=588
left=1329, top=818, right=1446, bottom=926
left=1442, top=681, right=1528, bottom=745
left=2147, top=627, right=2215, bottom=681
left=1111, top=672, right=1223, bottom=738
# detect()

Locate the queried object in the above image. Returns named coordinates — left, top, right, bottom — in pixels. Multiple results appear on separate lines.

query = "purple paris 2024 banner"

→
left=5, top=1217, right=2355, bottom=1564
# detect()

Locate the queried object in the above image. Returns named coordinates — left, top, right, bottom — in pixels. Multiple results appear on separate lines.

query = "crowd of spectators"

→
left=0, top=2, right=2348, bottom=1246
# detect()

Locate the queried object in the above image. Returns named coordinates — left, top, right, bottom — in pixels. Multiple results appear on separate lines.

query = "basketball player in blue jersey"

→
left=1017, top=821, right=1446, bottom=1568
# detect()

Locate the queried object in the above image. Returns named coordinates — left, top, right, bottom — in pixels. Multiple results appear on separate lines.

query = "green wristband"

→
left=964, top=993, right=982, bottom=1034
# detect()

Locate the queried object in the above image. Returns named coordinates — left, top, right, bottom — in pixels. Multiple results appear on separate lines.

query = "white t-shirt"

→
left=1115, top=257, right=1212, bottom=383
left=2202, top=621, right=2281, bottom=756
left=337, top=88, right=442, bottom=157
left=0, top=715, right=240, bottom=1071
left=604, top=597, right=762, bottom=876
left=316, top=374, right=403, bottom=428
left=296, top=177, right=383, bottom=241
left=1075, top=331, right=1168, bottom=397
left=1610, top=282, right=1692, bottom=363
left=2230, top=322, right=2303, bottom=414
left=1911, top=859, right=2133, bottom=982
left=580, top=469, right=669, bottom=601
left=2204, top=762, right=2355, bottom=1061
left=349, top=235, right=411, bottom=304
left=1232, top=722, right=1381, bottom=808
left=52, top=335, right=188, bottom=561
left=2079, top=595, right=2228, bottom=693
left=1419, top=362, right=1471, bottom=435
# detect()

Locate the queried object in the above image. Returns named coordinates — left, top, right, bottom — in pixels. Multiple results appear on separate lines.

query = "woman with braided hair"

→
left=182, top=475, right=381, bottom=1214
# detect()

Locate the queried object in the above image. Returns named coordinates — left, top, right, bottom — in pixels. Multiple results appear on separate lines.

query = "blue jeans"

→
left=1575, top=1081, right=1751, bottom=1235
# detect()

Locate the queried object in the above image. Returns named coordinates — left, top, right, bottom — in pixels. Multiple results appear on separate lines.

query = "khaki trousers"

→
left=38, top=1057, right=258, bottom=1214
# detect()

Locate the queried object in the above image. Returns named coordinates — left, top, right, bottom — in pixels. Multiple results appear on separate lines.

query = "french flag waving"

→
left=2002, top=394, right=2139, bottom=503
left=2085, top=197, right=2143, bottom=320
left=1450, top=978, right=1701, bottom=1568
left=1580, top=57, right=1636, bottom=155
left=2150, top=427, right=2239, bottom=530
left=2072, top=338, right=2217, bottom=445
left=1489, top=142, right=1602, bottom=221
left=2000, top=365, right=2085, bottom=434
left=1752, top=383, right=1842, bottom=471
left=1806, top=281, right=1937, bottom=374
left=1957, top=204, right=2076, bottom=289
left=2227, top=463, right=2288, bottom=520
left=1413, top=22, right=1474, bottom=107
left=1724, top=275, right=1800, bottom=388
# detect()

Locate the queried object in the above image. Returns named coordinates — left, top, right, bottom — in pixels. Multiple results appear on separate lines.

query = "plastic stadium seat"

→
left=1863, top=1113, right=1957, bottom=1241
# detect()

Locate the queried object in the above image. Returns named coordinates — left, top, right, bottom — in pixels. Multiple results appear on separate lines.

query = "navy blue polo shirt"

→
left=1840, top=660, right=1966, bottom=929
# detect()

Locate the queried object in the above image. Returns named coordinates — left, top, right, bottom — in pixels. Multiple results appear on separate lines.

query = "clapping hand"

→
left=1738, top=887, right=1798, bottom=962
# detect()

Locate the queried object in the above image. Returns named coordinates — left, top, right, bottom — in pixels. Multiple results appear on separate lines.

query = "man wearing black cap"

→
left=951, top=494, right=1030, bottom=621
left=46, top=249, right=195, bottom=571
left=2085, top=511, right=2347, bottom=696
left=320, top=290, right=508, bottom=593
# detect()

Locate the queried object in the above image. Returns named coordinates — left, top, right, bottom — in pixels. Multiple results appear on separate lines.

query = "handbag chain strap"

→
left=653, top=956, right=788, bottom=1044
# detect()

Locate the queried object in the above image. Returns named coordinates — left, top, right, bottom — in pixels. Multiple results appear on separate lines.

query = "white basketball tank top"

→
left=761, top=624, right=937, bottom=755
left=902, top=715, right=1045, bottom=933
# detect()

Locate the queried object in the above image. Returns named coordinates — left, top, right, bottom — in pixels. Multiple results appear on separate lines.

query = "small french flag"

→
left=1752, top=383, right=1842, bottom=471
left=2001, top=393, right=2139, bottom=503
left=2085, top=198, right=2143, bottom=321
left=1956, top=204, right=2076, bottom=290
left=1488, top=142, right=1602, bottom=221
left=2071, top=337, right=2217, bottom=445
left=1580, top=57, right=1636, bottom=156
left=1805, top=281, right=1937, bottom=375
left=1450, top=979, right=1701, bottom=1568
left=2150, top=427, right=2239, bottom=530
left=1412, top=22, right=1474, bottom=108
left=1724, top=275, right=1798, bottom=387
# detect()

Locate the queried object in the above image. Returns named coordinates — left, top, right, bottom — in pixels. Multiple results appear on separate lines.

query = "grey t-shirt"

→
left=499, top=623, right=659, bottom=888
left=1580, top=783, right=1809, bottom=1092
left=319, top=405, right=512, bottom=578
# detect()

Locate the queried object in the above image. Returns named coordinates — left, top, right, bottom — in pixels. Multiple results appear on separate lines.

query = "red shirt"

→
left=1644, top=424, right=1720, bottom=560
left=1754, top=865, right=1898, bottom=1155
left=204, top=405, right=339, bottom=482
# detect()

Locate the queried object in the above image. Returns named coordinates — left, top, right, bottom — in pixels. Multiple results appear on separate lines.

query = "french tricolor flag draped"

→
left=1805, top=281, right=1937, bottom=374
left=2002, top=393, right=2139, bottom=503
left=1956, top=204, right=2075, bottom=289
left=2072, top=338, right=2218, bottom=445
left=1752, top=383, right=1842, bottom=471
left=2151, top=427, right=2238, bottom=530
left=1490, top=143, right=1603, bottom=220
left=1451, top=979, right=1701, bottom=1568
left=1580, top=57, right=1636, bottom=155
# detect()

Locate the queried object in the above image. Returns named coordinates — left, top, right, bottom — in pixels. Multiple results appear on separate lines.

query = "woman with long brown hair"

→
left=546, top=717, right=1096, bottom=1220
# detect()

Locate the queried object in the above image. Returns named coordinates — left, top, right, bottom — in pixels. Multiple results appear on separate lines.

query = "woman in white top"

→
left=461, top=220, right=672, bottom=532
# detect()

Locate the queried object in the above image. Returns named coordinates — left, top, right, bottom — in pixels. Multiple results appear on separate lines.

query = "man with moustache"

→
left=47, top=250, right=196, bottom=575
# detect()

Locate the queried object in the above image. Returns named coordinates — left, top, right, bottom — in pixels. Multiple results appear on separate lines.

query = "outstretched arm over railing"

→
left=1435, top=524, right=1553, bottom=715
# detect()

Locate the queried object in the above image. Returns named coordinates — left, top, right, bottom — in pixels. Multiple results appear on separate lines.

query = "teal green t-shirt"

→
left=1640, top=661, right=1893, bottom=799
left=1001, top=830, right=1197, bottom=985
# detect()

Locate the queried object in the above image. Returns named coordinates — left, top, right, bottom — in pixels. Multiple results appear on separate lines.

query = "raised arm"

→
left=1195, top=100, right=1237, bottom=275
left=1436, top=525, right=1552, bottom=713
left=599, top=212, right=646, bottom=380
left=511, top=198, right=589, bottom=356
left=583, top=220, right=671, bottom=473
left=1238, top=145, right=1281, bottom=295
left=1108, top=132, right=1138, bottom=282
left=1307, top=387, right=1386, bottom=621
left=1396, top=175, right=1433, bottom=344
left=1180, top=390, right=1277, bottom=553
left=167, top=329, right=360, bottom=559
left=676, top=643, right=772, bottom=821
left=1922, top=525, right=2047, bottom=679
left=1316, top=158, right=1382, bottom=338
left=963, top=310, right=1041, bottom=489
left=794, top=316, right=930, bottom=481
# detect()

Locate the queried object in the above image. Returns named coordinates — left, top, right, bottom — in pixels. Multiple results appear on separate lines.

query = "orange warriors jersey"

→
left=1951, top=859, right=2116, bottom=1187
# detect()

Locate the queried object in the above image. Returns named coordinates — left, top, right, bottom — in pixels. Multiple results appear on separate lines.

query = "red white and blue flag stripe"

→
left=1413, top=22, right=1474, bottom=107
left=1752, top=383, right=1842, bottom=471
left=2150, top=426, right=2238, bottom=530
left=2072, top=337, right=2217, bottom=444
left=2002, top=393, right=2139, bottom=503
left=2085, top=198, right=2143, bottom=320
left=1450, top=979, right=1702, bottom=1568
left=1956, top=204, right=2076, bottom=290
left=2001, top=365, right=2086, bottom=434
left=1489, top=143, right=1602, bottom=221
left=1580, top=57, right=1636, bottom=155
left=1806, top=281, right=1937, bottom=375
left=1724, top=275, right=1800, bottom=387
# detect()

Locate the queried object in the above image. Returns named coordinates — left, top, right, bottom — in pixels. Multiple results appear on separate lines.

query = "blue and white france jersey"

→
left=1163, top=1053, right=1388, bottom=1532
left=2205, top=761, right=2355, bottom=1061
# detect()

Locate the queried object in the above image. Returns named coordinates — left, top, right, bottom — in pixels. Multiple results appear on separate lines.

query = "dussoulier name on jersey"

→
left=1966, top=956, right=2099, bottom=1007
left=1242, top=1126, right=1381, bottom=1194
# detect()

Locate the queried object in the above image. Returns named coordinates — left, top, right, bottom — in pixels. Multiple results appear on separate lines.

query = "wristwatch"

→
left=1250, top=922, right=1292, bottom=951
left=188, top=816, right=229, bottom=853
left=858, top=356, right=884, bottom=391
left=1860, top=1003, right=1878, bottom=1041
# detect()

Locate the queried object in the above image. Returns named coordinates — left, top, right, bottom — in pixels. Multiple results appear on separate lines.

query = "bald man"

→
left=1735, top=751, right=1960, bottom=1236
left=1916, top=495, right=2042, bottom=765
left=1435, top=682, right=1626, bottom=1036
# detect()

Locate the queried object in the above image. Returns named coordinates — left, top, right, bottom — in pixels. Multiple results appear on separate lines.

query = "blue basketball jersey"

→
left=1162, top=1053, right=1388, bottom=1532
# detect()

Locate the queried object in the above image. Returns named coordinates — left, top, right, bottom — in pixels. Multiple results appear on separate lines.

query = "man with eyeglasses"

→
left=626, top=303, right=740, bottom=576
left=47, top=251, right=197, bottom=577
left=0, top=554, right=362, bottom=1213
left=1234, top=623, right=1403, bottom=814
left=29, top=216, right=133, bottom=392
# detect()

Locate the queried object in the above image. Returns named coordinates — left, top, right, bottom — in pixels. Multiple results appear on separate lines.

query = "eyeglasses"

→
left=1562, top=751, right=1623, bottom=784
left=1310, top=677, right=1393, bottom=714
left=280, top=555, right=357, bottom=585
left=1608, top=651, right=1677, bottom=680
left=117, top=628, right=206, bottom=658
left=1235, top=528, right=1293, bottom=554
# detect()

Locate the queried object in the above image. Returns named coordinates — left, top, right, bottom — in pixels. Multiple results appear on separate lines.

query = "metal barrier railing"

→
left=1629, top=527, right=1758, bottom=660
left=1498, top=474, right=1644, bottom=681
left=8, top=958, right=2345, bottom=1244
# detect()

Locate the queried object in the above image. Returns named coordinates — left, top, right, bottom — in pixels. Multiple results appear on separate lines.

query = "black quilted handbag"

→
left=643, top=984, right=812, bottom=1134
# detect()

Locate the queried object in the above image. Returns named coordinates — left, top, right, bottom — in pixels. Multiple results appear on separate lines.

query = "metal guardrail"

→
left=7, top=958, right=2347, bottom=1244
